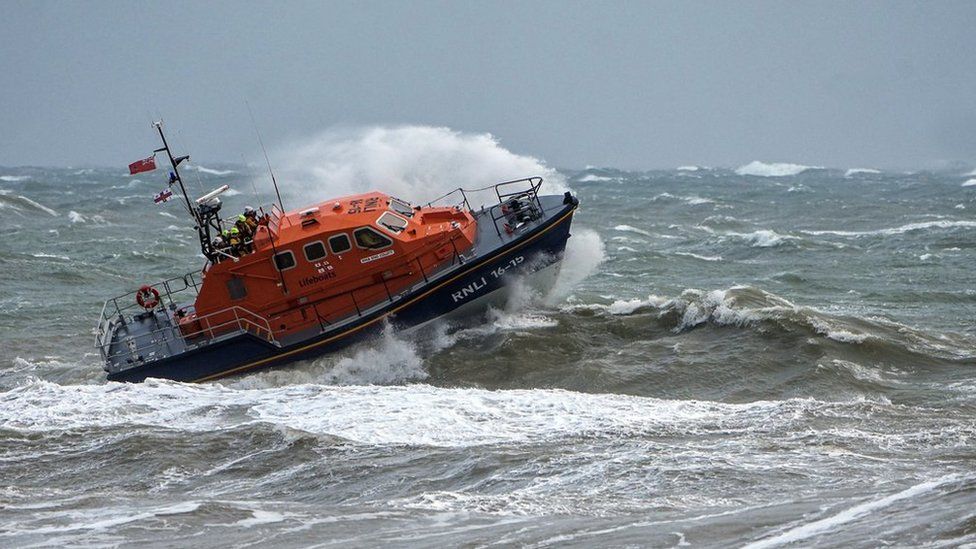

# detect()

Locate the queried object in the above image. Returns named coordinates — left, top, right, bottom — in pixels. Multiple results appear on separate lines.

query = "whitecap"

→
left=0, top=175, right=29, bottom=182
left=844, top=168, right=881, bottom=177
left=743, top=475, right=962, bottom=549
left=676, top=165, right=701, bottom=171
left=608, top=295, right=668, bottom=315
left=801, top=220, right=976, bottom=237
left=613, top=224, right=652, bottom=237
left=491, top=312, right=558, bottom=330
left=962, top=179, right=976, bottom=187
left=15, top=195, right=58, bottom=216
left=576, top=174, right=612, bottom=182
left=68, top=211, right=86, bottom=223
left=674, top=252, right=723, bottom=261
left=191, top=165, right=236, bottom=176
left=726, top=229, right=796, bottom=248
left=735, top=161, right=820, bottom=177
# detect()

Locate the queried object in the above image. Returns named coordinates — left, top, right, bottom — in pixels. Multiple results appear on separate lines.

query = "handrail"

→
left=99, top=305, right=277, bottom=364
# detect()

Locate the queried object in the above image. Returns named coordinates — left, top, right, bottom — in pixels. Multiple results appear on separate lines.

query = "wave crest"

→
left=273, top=125, right=567, bottom=209
left=735, top=161, right=820, bottom=177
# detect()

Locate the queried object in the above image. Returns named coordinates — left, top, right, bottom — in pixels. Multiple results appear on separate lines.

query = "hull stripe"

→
left=193, top=206, right=577, bottom=382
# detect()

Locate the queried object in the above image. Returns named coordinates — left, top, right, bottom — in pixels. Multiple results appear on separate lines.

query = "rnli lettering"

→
left=450, top=256, right=525, bottom=303
left=451, top=277, right=488, bottom=303
left=299, top=271, right=337, bottom=288
left=361, top=249, right=395, bottom=264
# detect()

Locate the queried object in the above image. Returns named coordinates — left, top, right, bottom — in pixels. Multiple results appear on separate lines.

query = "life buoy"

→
left=136, top=285, right=160, bottom=310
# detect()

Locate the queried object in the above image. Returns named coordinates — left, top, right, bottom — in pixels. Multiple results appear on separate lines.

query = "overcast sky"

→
left=2, top=0, right=975, bottom=170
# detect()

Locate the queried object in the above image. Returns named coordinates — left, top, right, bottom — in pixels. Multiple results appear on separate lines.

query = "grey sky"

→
left=2, top=0, right=975, bottom=170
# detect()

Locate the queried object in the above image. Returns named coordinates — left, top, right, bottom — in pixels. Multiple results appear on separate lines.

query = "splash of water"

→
left=271, top=125, right=568, bottom=208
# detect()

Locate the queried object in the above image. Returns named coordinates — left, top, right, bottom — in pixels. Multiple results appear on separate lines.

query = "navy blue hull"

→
left=106, top=201, right=576, bottom=383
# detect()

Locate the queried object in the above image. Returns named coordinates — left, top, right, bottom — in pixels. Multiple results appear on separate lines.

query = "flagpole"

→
left=152, top=121, right=197, bottom=224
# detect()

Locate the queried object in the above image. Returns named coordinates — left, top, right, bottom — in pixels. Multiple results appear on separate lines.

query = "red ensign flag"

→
left=128, top=155, right=157, bottom=175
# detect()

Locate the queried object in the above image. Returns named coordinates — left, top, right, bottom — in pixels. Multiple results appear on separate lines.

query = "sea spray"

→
left=270, top=125, right=568, bottom=208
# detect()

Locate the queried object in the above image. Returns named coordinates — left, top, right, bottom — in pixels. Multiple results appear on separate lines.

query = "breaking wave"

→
left=189, top=165, right=236, bottom=176
left=567, top=286, right=976, bottom=362
left=801, top=220, right=976, bottom=237
left=845, top=168, right=882, bottom=177
left=0, top=192, right=58, bottom=216
left=735, top=161, right=821, bottom=177
left=273, top=125, right=568, bottom=209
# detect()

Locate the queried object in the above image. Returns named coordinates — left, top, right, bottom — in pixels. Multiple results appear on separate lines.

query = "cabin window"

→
left=377, top=212, right=408, bottom=234
left=390, top=197, right=415, bottom=217
left=329, top=233, right=351, bottom=254
left=226, top=277, right=247, bottom=300
left=354, top=227, right=393, bottom=249
left=304, top=241, right=327, bottom=262
left=273, top=250, right=296, bottom=271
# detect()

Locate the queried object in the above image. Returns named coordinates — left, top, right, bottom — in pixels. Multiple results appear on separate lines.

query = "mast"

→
left=152, top=121, right=218, bottom=261
left=152, top=121, right=196, bottom=223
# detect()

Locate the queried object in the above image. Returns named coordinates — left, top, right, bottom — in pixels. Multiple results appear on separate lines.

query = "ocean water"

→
left=3, top=150, right=976, bottom=547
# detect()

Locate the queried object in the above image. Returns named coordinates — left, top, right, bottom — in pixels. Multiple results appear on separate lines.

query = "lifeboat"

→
left=94, top=123, right=579, bottom=383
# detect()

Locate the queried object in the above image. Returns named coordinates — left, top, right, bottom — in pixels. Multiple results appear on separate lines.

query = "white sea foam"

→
left=735, top=161, right=820, bottom=177
left=576, top=174, right=612, bottom=182
left=0, top=175, right=29, bottom=182
left=962, top=179, right=976, bottom=187
left=15, top=195, right=58, bottom=216
left=274, top=125, right=567, bottom=209
left=607, top=295, right=668, bottom=315
left=67, top=211, right=86, bottom=223
left=159, top=211, right=178, bottom=219
left=676, top=165, right=701, bottom=171
left=491, top=312, right=559, bottom=330
left=674, top=252, right=723, bottom=262
left=31, top=253, right=70, bottom=261
left=191, top=165, right=236, bottom=176
left=0, top=378, right=865, bottom=448
left=801, top=220, right=976, bottom=237
left=743, top=475, right=961, bottom=549
left=613, top=224, right=652, bottom=237
left=652, top=192, right=714, bottom=205
left=727, top=229, right=795, bottom=248
left=547, top=228, right=605, bottom=302
left=844, top=168, right=881, bottom=177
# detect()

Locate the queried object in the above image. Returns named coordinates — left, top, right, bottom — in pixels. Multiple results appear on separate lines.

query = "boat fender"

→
left=136, top=285, right=161, bottom=310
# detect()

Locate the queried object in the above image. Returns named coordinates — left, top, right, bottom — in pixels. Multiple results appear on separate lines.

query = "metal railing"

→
left=94, top=271, right=203, bottom=352
left=423, top=177, right=545, bottom=237
left=97, top=304, right=276, bottom=365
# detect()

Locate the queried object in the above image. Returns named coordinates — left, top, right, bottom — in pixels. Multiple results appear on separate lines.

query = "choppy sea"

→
left=3, top=141, right=976, bottom=547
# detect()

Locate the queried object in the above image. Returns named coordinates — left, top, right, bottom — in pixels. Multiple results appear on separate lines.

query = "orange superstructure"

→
left=180, top=192, right=477, bottom=342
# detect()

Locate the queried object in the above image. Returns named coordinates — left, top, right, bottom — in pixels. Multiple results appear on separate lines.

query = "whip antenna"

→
left=245, top=99, right=285, bottom=214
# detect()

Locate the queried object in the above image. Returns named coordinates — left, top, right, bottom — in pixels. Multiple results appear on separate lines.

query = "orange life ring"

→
left=136, top=285, right=160, bottom=310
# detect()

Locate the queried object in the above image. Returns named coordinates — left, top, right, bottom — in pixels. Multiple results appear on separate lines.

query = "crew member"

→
left=227, top=227, right=243, bottom=256
left=235, top=214, right=255, bottom=253
left=211, top=234, right=228, bottom=262
left=243, top=206, right=259, bottom=230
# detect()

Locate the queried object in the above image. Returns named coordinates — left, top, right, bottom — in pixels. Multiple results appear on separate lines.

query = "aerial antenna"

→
left=240, top=153, right=261, bottom=201
left=245, top=99, right=285, bottom=214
